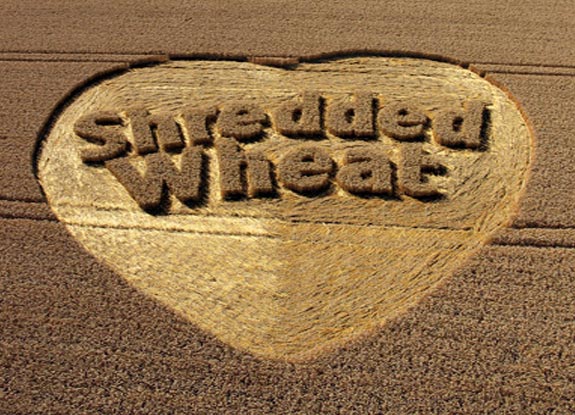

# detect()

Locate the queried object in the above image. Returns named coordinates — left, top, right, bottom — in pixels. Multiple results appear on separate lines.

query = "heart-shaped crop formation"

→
left=38, top=57, right=532, bottom=361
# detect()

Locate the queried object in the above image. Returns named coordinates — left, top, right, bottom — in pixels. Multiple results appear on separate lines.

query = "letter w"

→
left=105, top=147, right=203, bottom=211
